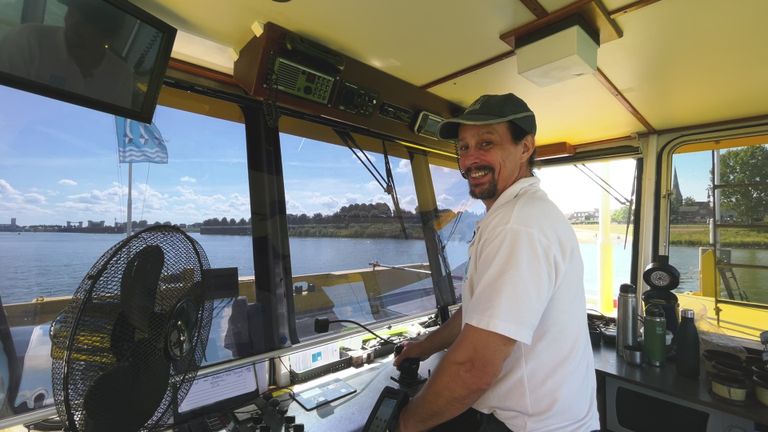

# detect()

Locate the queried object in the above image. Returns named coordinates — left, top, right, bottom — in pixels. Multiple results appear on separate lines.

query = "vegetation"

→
left=572, top=223, right=768, bottom=247
left=718, top=145, right=768, bottom=224
left=287, top=203, right=422, bottom=239
left=611, top=205, right=633, bottom=224
left=288, top=222, right=423, bottom=239
left=669, top=224, right=768, bottom=248
left=204, top=202, right=427, bottom=239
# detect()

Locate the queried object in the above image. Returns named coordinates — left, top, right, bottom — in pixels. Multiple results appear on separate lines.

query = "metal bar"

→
left=713, top=224, right=768, bottom=230
left=370, top=261, right=433, bottom=275
left=712, top=182, right=768, bottom=189
left=717, top=263, right=768, bottom=271
left=714, top=298, right=768, bottom=311
left=409, top=151, right=457, bottom=323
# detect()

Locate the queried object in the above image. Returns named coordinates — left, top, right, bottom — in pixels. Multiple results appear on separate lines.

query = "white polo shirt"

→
left=463, top=177, right=599, bottom=432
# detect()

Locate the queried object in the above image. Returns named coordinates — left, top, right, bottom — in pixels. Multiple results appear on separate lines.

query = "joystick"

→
left=391, top=343, right=427, bottom=387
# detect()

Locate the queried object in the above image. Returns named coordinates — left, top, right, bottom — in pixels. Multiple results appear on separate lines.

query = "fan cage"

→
left=51, top=225, right=213, bottom=432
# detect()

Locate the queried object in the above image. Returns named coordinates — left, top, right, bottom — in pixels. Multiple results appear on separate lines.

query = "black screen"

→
left=0, top=0, right=176, bottom=123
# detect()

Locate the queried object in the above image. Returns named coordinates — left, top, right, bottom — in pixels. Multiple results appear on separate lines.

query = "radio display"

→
left=413, top=111, right=444, bottom=140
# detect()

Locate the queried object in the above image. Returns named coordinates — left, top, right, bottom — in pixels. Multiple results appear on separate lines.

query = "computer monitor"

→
left=174, top=362, right=268, bottom=425
left=0, top=0, right=176, bottom=123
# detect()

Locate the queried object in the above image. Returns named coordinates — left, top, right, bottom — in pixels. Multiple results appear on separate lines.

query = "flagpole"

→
left=127, top=162, right=133, bottom=236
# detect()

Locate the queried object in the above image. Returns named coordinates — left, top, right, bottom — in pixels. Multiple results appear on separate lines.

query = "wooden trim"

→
left=536, top=141, right=575, bottom=159
left=168, top=58, right=239, bottom=87
left=609, top=0, right=662, bottom=19
left=581, top=0, right=623, bottom=44
left=501, top=0, right=592, bottom=49
left=570, top=135, right=637, bottom=149
left=654, top=114, right=768, bottom=136
left=520, top=0, right=549, bottom=19
left=420, top=50, right=515, bottom=90
left=422, top=1, right=622, bottom=90
left=501, top=0, right=621, bottom=49
left=593, top=68, right=656, bottom=133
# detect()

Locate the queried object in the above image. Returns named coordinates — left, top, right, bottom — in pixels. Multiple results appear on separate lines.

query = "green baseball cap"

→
left=437, top=93, right=537, bottom=140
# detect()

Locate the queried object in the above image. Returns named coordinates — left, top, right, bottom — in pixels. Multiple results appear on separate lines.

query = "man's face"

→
left=456, top=122, right=534, bottom=208
left=64, top=6, right=111, bottom=58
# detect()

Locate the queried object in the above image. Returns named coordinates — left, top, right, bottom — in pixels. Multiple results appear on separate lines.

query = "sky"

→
left=0, top=84, right=708, bottom=226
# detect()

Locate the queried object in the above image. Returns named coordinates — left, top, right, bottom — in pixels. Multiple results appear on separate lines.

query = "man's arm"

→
left=397, top=323, right=516, bottom=432
left=394, top=308, right=463, bottom=367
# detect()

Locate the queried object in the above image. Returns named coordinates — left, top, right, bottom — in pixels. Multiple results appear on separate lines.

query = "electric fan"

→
left=50, top=225, right=214, bottom=432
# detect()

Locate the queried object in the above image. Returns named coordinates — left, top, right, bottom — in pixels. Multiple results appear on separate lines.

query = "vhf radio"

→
left=362, top=386, right=410, bottom=432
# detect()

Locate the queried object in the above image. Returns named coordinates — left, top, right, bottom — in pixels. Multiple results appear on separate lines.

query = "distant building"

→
left=569, top=209, right=599, bottom=223
left=677, top=202, right=712, bottom=223
left=87, top=220, right=106, bottom=228
left=0, top=217, right=20, bottom=232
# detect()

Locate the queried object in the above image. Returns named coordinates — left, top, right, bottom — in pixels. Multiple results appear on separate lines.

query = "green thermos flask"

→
left=644, top=303, right=666, bottom=367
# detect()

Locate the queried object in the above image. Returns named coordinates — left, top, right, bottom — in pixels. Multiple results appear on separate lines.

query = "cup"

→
left=624, top=345, right=643, bottom=366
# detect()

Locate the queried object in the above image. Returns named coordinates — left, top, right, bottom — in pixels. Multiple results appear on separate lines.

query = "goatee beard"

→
left=465, top=166, right=497, bottom=200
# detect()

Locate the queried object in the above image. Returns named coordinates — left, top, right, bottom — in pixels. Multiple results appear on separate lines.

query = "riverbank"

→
left=571, top=223, right=768, bottom=248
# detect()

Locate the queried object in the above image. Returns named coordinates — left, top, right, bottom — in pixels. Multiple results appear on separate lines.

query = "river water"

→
left=0, top=232, right=765, bottom=305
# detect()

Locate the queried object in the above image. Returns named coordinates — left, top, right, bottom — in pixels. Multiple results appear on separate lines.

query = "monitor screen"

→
left=175, top=363, right=267, bottom=423
left=0, top=0, right=176, bottom=123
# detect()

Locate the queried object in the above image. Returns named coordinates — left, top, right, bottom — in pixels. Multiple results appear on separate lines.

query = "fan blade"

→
left=120, top=245, right=164, bottom=334
left=110, top=311, right=136, bottom=362
left=83, top=339, right=170, bottom=432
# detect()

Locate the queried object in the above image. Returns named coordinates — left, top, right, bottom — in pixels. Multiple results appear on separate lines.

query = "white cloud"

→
left=167, top=187, right=250, bottom=222
left=180, top=176, right=197, bottom=183
left=365, top=180, right=383, bottom=194
left=285, top=198, right=306, bottom=215
left=400, top=195, right=418, bottom=211
left=25, top=193, right=46, bottom=205
left=308, top=194, right=347, bottom=213
left=353, top=151, right=377, bottom=164
left=396, top=160, right=411, bottom=173
left=0, top=179, right=18, bottom=196
left=0, top=179, right=48, bottom=208
left=58, top=179, right=77, bottom=186
left=436, top=194, right=455, bottom=209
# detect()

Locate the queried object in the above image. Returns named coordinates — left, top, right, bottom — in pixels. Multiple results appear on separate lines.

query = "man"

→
left=395, top=93, right=599, bottom=432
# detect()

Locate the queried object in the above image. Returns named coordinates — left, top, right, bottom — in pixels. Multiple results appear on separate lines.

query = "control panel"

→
left=233, top=22, right=462, bottom=149
left=274, top=57, right=336, bottom=105
left=334, top=80, right=378, bottom=116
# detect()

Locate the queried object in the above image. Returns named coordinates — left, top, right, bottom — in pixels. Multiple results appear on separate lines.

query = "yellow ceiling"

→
left=131, top=0, right=768, bottom=146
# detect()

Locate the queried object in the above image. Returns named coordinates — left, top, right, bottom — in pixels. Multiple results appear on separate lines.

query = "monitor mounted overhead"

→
left=0, top=0, right=176, bottom=123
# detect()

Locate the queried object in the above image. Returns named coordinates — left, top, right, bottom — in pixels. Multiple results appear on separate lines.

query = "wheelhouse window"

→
left=0, top=84, right=251, bottom=418
left=429, top=162, right=485, bottom=301
left=429, top=156, right=639, bottom=316
left=667, top=139, right=768, bottom=315
left=279, top=130, right=435, bottom=342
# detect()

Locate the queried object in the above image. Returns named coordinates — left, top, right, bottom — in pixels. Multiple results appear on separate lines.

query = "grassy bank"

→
left=571, top=224, right=768, bottom=247
left=288, top=222, right=424, bottom=239
left=668, top=225, right=768, bottom=247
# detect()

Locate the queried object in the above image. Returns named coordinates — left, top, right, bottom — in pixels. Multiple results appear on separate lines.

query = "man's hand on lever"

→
left=393, top=341, right=428, bottom=368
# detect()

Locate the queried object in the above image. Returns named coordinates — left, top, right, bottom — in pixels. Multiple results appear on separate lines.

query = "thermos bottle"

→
left=676, top=308, right=700, bottom=378
left=644, top=303, right=666, bottom=367
left=616, top=283, right=638, bottom=359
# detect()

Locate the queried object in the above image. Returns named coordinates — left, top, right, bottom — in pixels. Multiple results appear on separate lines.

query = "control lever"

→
left=391, top=343, right=427, bottom=387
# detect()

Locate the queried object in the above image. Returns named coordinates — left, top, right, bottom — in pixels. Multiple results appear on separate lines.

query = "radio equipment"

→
left=234, top=22, right=462, bottom=149
left=273, top=57, right=336, bottom=105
